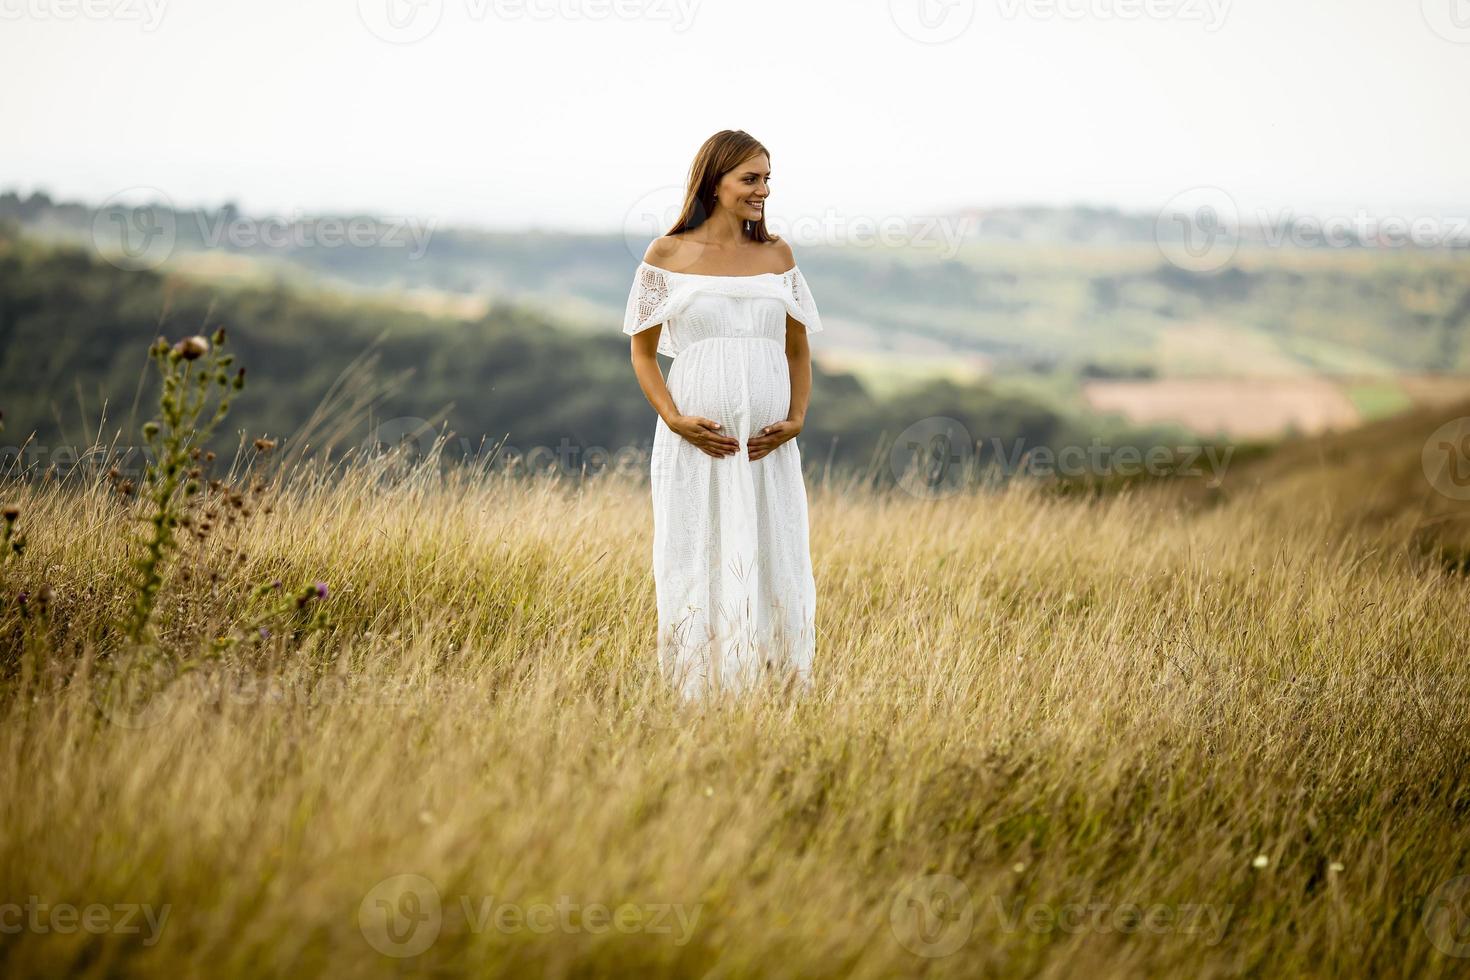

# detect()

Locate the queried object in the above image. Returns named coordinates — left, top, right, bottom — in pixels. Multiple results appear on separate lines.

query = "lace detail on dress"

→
left=628, top=265, right=669, bottom=331
left=623, top=264, right=682, bottom=358
left=782, top=267, right=823, bottom=335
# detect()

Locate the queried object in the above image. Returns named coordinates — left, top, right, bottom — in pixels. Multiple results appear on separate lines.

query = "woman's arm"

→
left=629, top=326, right=678, bottom=425
left=784, top=314, right=814, bottom=429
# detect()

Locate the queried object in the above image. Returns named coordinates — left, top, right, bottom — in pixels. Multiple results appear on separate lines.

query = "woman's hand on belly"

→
left=746, top=419, right=801, bottom=462
left=669, top=414, right=741, bottom=458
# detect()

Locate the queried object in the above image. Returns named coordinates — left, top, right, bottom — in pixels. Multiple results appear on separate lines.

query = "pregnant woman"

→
left=623, top=129, right=824, bottom=701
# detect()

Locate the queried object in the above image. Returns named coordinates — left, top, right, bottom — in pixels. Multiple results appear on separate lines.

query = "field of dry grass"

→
left=2, top=443, right=1469, bottom=977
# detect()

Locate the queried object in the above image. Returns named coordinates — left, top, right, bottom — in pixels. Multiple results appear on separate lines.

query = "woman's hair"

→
left=665, top=129, right=779, bottom=243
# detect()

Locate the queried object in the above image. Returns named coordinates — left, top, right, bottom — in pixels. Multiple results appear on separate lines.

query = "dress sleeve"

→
left=782, top=266, right=824, bottom=335
left=623, top=263, right=677, bottom=337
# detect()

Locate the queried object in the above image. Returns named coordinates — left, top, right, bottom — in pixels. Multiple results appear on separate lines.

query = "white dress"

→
left=623, top=260, right=825, bottom=700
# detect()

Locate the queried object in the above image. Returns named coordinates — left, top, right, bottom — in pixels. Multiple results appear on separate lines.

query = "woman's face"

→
left=714, top=152, right=770, bottom=222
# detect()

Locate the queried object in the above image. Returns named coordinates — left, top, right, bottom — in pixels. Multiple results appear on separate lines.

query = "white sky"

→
left=1, top=0, right=1466, bottom=232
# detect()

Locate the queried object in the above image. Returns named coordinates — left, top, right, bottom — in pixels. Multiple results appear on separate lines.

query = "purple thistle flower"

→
left=314, top=581, right=329, bottom=600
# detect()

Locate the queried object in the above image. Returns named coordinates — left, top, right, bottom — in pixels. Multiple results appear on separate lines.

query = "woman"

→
left=623, top=129, right=824, bottom=701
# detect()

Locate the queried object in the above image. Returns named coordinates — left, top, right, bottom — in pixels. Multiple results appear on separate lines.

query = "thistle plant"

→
left=207, top=578, right=332, bottom=656
left=124, top=328, right=246, bottom=652
left=1, top=411, right=22, bottom=567
left=1, top=504, right=19, bottom=567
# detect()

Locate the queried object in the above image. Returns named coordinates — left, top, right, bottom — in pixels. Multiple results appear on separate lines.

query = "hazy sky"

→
left=2, top=0, right=1466, bottom=233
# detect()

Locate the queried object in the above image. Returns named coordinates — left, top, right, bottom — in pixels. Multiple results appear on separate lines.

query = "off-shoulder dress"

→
left=623, top=260, right=824, bottom=699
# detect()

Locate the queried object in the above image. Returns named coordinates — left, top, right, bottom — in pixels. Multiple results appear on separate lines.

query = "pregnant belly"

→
left=667, top=338, right=791, bottom=441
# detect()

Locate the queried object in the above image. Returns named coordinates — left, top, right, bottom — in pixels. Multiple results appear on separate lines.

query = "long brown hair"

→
left=665, top=130, right=779, bottom=243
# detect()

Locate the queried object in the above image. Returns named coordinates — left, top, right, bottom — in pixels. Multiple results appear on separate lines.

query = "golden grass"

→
left=1, top=454, right=1468, bottom=978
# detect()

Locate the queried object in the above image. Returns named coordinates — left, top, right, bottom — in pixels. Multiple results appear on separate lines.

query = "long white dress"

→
left=623, top=260, right=824, bottom=700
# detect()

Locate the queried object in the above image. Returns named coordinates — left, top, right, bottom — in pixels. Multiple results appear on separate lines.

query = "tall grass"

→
left=0, top=440, right=1467, bottom=978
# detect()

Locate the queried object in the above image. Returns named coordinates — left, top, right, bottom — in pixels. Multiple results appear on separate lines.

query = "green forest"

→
left=0, top=227, right=1182, bottom=485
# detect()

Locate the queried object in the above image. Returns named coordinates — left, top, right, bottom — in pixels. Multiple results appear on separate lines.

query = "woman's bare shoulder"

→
left=765, top=237, right=796, bottom=269
left=643, top=235, right=689, bottom=268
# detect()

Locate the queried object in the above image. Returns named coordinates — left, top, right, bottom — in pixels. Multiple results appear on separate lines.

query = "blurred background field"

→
left=5, top=193, right=1470, bottom=480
